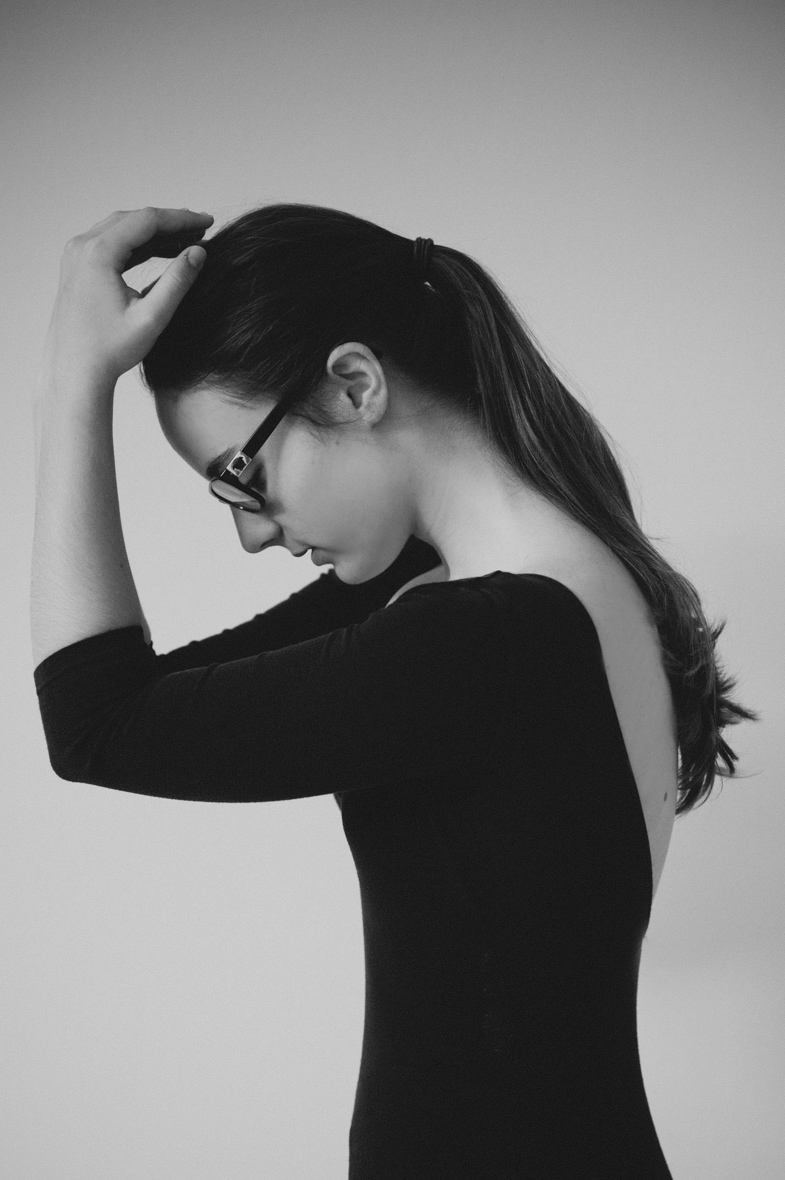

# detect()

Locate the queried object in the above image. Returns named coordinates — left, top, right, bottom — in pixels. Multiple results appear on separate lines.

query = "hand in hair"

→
left=39, top=206, right=213, bottom=390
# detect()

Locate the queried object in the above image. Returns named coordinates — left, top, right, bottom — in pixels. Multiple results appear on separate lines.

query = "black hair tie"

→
left=413, top=237, right=434, bottom=283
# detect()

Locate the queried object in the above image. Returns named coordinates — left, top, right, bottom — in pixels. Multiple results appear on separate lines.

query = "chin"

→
left=330, top=557, right=364, bottom=585
left=333, top=540, right=409, bottom=585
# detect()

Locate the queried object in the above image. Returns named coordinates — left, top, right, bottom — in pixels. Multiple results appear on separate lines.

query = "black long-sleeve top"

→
left=34, top=536, right=673, bottom=1178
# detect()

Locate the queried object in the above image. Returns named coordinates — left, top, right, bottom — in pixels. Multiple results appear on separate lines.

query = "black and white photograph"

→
left=2, top=1, right=782, bottom=1176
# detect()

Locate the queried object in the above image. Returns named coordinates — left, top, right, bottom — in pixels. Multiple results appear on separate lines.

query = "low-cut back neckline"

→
left=388, top=567, right=677, bottom=911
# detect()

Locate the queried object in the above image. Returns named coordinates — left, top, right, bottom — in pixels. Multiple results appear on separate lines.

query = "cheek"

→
left=278, top=431, right=399, bottom=540
left=325, top=450, right=391, bottom=519
left=286, top=441, right=343, bottom=509
left=286, top=438, right=374, bottom=512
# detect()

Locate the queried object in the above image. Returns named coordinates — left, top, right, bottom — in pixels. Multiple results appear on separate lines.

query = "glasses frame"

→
left=208, top=389, right=301, bottom=512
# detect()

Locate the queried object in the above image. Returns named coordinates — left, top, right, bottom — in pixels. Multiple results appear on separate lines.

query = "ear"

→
left=324, top=342, right=389, bottom=425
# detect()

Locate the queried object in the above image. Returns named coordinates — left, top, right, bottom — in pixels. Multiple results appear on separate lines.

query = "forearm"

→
left=31, top=374, right=145, bottom=666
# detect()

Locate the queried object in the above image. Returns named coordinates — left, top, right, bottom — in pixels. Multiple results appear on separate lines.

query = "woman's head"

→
left=141, top=201, right=757, bottom=813
left=142, top=203, right=628, bottom=514
left=143, top=203, right=491, bottom=580
left=155, top=340, right=458, bottom=582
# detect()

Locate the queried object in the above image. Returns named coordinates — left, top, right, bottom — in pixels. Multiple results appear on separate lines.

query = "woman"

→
left=32, top=204, right=755, bottom=1178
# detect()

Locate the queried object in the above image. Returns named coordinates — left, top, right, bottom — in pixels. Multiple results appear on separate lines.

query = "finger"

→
left=81, top=206, right=212, bottom=243
left=100, top=207, right=213, bottom=268
left=124, top=226, right=210, bottom=273
left=136, top=247, right=206, bottom=332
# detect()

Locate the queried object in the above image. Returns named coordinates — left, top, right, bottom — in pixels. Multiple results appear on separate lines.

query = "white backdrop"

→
left=1, top=1, right=783, bottom=1177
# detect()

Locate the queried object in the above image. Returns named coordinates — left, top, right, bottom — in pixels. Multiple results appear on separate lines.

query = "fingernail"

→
left=186, top=246, right=206, bottom=267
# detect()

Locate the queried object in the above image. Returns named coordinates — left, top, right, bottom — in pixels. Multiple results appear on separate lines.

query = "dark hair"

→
left=141, top=202, right=758, bottom=815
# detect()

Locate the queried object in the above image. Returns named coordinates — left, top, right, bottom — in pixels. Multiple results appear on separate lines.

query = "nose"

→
left=231, top=507, right=282, bottom=553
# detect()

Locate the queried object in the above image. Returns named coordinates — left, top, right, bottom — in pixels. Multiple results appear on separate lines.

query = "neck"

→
left=406, top=414, right=585, bottom=581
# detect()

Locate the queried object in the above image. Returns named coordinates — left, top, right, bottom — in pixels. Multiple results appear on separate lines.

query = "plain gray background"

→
left=2, top=1, right=782, bottom=1176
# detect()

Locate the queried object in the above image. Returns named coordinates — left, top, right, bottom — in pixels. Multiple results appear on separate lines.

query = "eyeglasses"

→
left=208, top=389, right=301, bottom=512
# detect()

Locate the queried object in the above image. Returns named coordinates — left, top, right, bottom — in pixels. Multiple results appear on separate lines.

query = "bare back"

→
left=551, top=550, right=678, bottom=896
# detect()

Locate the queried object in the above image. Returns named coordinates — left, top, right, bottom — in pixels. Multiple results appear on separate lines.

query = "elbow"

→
left=38, top=706, right=135, bottom=788
left=42, top=726, right=112, bottom=786
left=47, top=747, right=134, bottom=791
left=47, top=744, right=95, bottom=785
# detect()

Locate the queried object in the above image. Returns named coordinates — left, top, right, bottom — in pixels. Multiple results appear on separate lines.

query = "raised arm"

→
left=33, top=581, right=513, bottom=802
left=31, top=207, right=214, bottom=666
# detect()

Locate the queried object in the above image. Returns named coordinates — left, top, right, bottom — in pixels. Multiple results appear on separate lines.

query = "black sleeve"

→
left=33, top=580, right=512, bottom=803
left=154, top=535, right=442, bottom=673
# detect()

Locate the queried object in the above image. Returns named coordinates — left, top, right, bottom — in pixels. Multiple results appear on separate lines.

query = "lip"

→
left=288, top=543, right=330, bottom=563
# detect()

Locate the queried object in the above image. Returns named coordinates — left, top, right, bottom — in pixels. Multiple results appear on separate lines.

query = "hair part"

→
left=141, top=202, right=758, bottom=814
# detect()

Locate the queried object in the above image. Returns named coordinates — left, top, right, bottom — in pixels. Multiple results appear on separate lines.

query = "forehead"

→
left=156, top=386, right=274, bottom=477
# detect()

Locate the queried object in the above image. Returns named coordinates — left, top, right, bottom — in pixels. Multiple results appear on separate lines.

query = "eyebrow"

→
left=205, top=446, right=240, bottom=480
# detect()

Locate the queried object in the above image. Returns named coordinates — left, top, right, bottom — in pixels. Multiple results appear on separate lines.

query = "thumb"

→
left=139, top=246, right=206, bottom=330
